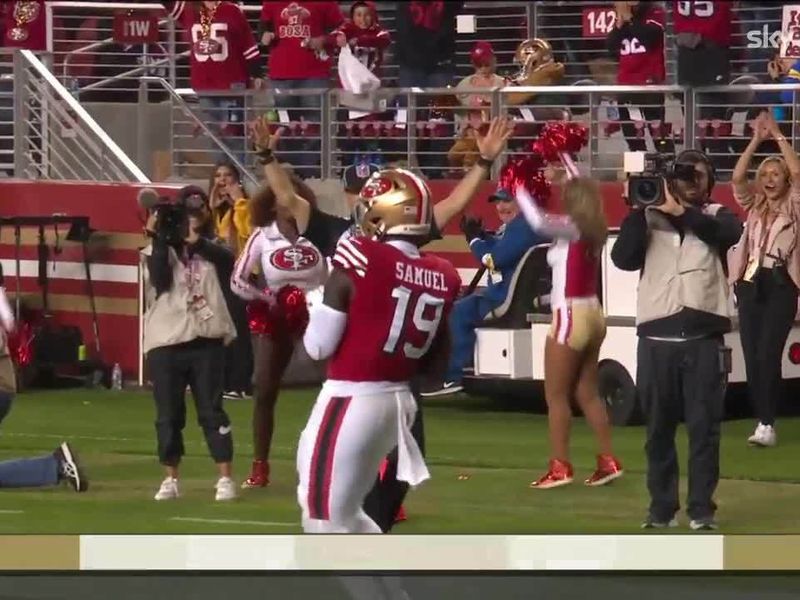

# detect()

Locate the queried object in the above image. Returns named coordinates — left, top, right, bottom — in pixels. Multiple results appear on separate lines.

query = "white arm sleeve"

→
left=303, top=302, right=348, bottom=361
left=515, top=185, right=581, bottom=241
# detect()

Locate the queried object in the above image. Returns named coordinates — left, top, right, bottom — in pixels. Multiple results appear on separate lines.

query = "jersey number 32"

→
left=383, top=286, right=445, bottom=359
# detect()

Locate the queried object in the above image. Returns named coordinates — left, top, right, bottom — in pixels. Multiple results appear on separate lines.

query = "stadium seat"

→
left=480, top=244, right=552, bottom=330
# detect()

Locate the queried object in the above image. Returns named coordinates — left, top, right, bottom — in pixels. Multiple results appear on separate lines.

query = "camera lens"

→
left=634, top=179, right=658, bottom=204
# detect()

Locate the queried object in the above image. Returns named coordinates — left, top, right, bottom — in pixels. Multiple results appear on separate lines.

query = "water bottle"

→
left=111, top=363, right=123, bottom=391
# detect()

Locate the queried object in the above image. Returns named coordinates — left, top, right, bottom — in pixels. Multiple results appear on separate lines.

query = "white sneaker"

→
left=748, top=422, right=777, bottom=447
left=214, top=476, right=237, bottom=501
left=154, top=477, right=179, bottom=501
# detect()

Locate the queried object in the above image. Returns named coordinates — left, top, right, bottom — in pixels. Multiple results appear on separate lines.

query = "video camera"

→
left=623, top=152, right=697, bottom=208
left=138, top=187, right=206, bottom=247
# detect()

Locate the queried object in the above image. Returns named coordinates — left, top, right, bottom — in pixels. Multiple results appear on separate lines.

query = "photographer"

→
left=611, top=150, right=742, bottom=530
left=141, top=188, right=237, bottom=502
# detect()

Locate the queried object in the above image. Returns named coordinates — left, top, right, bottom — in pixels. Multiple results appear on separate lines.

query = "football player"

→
left=297, top=168, right=461, bottom=533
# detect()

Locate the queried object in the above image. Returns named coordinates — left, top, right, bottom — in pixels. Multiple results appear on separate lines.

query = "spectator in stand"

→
left=394, top=1, right=463, bottom=88
left=767, top=54, right=800, bottom=127
left=168, top=1, right=264, bottom=165
left=332, top=1, right=390, bottom=74
left=331, top=1, right=391, bottom=165
left=394, top=1, right=464, bottom=178
left=606, top=1, right=674, bottom=156
left=672, top=0, right=736, bottom=175
left=448, top=41, right=505, bottom=173
left=1, top=0, right=46, bottom=50
left=0, top=1, right=48, bottom=177
left=260, top=1, right=343, bottom=178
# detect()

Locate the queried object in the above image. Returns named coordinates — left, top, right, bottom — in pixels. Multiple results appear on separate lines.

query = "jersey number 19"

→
left=383, top=286, right=444, bottom=359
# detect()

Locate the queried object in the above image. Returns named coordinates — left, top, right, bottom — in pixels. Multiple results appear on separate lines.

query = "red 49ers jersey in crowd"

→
left=330, top=19, right=390, bottom=74
left=170, top=1, right=260, bottom=91
left=614, top=5, right=665, bottom=85
left=260, top=1, right=343, bottom=80
left=327, top=237, right=461, bottom=383
left=1, top=1, right=47, bottom=50
left=672, top=1, right=734, bottom=47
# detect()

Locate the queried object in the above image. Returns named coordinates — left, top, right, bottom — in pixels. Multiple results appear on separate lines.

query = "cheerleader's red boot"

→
left=584, top=454, right=624, bottom=487
left=529, top=458, right=574, bottom=489
left=241, top=460, right=270, bottom=489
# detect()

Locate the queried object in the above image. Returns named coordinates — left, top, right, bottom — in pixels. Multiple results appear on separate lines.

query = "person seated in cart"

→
left=423, top=188, right=545, bottom=396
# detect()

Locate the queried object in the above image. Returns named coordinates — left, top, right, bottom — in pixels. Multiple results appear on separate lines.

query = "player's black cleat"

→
left=55, top=442, right=89, bottom=492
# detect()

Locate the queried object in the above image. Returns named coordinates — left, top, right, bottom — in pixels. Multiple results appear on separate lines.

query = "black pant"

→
left=362, top=381, right=425, bottom=533
left=637, top=336, right=727, bottom=522
left=736, top=268, right=799, bottom=426
left=617, top=92, right=675, bottom=156
left=224, top=295, right=253, bottom=394
left=147, top=338, right=234, bottom=466
left=677, top=44, right=731, bottom=174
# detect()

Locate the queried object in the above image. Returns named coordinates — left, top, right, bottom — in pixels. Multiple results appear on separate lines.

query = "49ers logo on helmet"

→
left=361, top=176, right=393, bottom=199
left=269, top=246, right=320, bottom=271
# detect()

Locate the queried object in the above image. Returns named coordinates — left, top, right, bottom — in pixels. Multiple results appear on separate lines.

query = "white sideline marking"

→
left=170, top=517, right=295, bottom=527
left=0, top=510, right=24, bottom=514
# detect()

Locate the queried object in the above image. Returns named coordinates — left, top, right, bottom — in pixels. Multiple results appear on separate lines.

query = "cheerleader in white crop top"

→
left=515, top=179, right=623, bottom=491
left=230, top=188, right=328, bottom=491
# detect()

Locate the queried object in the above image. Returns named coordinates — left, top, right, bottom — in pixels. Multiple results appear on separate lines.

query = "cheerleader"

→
left=514, top=178, right=623, bottom=489
left=231, top=177, right=327, bottom=489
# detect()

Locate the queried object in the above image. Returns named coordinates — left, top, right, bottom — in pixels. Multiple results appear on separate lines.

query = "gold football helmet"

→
left=512, top=38, right=554, bottom=83
left=354, top=168, right=433, bottom=239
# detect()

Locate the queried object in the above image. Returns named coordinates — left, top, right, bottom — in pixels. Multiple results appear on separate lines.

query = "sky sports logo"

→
left=746, top=26, right=794, bottom=49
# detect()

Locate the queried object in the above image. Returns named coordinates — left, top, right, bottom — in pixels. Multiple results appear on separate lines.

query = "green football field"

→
left=0, top=387, right=799, bottom=534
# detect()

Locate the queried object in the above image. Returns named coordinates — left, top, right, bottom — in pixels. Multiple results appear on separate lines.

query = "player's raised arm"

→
left=432, top=116, right=514, bottom=229
left=250, top=116, right=313, bottom=233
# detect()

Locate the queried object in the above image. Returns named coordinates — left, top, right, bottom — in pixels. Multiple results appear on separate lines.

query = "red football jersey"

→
left=260, top=1, right=343, bottom=80
left=616, top=6, right=665, bottom=85
left=170, top=1, right=260, bottom=91
left=327, top=237, right=461, bottom=383
left=672, top=1, right=734, bottom=47
left=331, top=20, right=390, bottom=75
left=2, top=1, right=47, bottom=51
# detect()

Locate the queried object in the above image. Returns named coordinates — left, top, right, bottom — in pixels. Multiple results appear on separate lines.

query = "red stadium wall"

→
left=0, top=179, right=745, bottom=379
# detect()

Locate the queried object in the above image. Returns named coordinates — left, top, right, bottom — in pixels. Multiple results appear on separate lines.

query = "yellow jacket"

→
left=214, top=198, right=252, bottom=257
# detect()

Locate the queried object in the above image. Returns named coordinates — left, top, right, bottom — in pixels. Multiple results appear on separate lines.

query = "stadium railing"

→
left=12, top=49, right=149, bottom=182
left=0, top=50, right=15, bottom=175
left=136, top=80, right=800, bottom=183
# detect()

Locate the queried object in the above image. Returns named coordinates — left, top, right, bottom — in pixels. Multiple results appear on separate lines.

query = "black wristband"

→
left=476, top=155, right=493, bottom=170
left=256, top=148, right=275, bottom=165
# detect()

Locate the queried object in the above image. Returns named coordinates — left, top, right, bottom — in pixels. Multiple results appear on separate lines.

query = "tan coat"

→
left=140, top=244, right=236, bottom=354
left=637, top=207, right=731, bottom=326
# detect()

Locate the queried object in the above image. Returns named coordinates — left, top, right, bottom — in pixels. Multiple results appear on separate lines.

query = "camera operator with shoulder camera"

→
left=141, top=187, right=238, bottom=503
left=611, top=150, right=742, bottom=531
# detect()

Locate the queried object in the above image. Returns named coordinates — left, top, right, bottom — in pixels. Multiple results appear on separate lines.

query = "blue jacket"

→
left=468, top=213, right=546, bottom=305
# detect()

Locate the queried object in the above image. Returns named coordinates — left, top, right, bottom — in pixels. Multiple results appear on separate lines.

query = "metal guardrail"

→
left=0, top=50, right=15, bottom=176
left=144, top=81, right=800, bottom=183
left=14, top=49, right=149, bottom=182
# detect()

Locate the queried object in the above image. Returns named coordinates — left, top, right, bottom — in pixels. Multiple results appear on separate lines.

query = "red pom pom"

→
left=247, top=286, right=310, bottom=337
left=534, top=121, right=589, bottom=164
left=7, top=322, right=34, bottom=368
left=247, top=300, right=275, bottom=336
left=276, top=285, right=309, bottom=336
left=499, top=153, right=551, bottom=206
